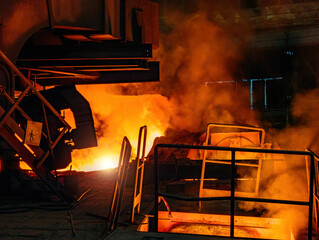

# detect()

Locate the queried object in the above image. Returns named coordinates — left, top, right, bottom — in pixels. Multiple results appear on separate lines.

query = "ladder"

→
left=0, top=50, right=74, bottom=202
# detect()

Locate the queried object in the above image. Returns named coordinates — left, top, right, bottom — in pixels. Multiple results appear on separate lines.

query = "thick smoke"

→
left=98, top=12, right=258, bottom=133
left=272, top=88, right=319, bottom=152
left=155, top=8, right=310, bottom=239
left=156, top=12, right=258, bottom=132
left=238, top=87, right=319, bottom=238
left=66, top=3, right=314, bottom=238
left=71, top=11, right=259, bottom=171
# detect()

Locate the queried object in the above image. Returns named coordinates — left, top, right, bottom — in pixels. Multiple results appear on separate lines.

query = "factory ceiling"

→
left=160, top=1, right=319, bottom=48
left=225, top=2, right=319, bottom=48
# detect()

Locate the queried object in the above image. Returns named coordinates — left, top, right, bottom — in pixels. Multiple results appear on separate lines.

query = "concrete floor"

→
left=0, top=167, right=315, bottom=240
left=105, top=229, right=249, bottom=240
left=0, top=169, right=137, bottom=240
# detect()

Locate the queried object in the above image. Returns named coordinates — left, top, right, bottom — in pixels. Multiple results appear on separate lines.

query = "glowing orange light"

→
left=66, top=90, right=170, bottom=172
left=80, top=154, right=119, bottom=171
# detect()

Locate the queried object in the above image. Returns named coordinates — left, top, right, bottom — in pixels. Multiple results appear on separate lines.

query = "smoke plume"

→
left=156, top=12, right=258, bottom=132
left=71, top=10, right=258, bottom=171
left=67, top=4, right=315, bottom=238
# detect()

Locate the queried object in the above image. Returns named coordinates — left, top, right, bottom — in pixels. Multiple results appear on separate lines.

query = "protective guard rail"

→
left=153, top=144, right=315, bottom=239
left=0, top=50, right=73, bottom=202
left=131, top=125, right=147, bottom=223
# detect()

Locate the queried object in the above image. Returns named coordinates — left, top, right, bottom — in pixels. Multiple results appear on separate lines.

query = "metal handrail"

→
left=154, top=144, right=314, bottom=240
left=0, top=50, right=70, bottom=128
left=305, top=148, right=319, bottom=232
left=0, top=50, right=71, bottom=167
left=0, top=88, right=50, bottom=141
left=108, top=136, right=132, bottom=232
left=131, top=125, right=147, bottom=223
left=0, top=50, right=74, bottom=202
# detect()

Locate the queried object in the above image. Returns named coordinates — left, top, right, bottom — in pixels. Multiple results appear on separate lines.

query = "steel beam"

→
left=32, top=61, right=159, bottom=86
left=18, top=43, right=152, bottom=60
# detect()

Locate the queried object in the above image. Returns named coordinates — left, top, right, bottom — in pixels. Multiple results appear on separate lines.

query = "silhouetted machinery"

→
left=18, top=85, right=98, bottom=170
left=0, top=0, right=159, bottom=202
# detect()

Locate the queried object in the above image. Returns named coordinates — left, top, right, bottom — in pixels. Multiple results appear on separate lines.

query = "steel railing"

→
left=108, top=136, right=132, bottom=232
left=0, top=50, right=71, bottom=167
left=0, top=50, right=73, bottom=202
left=305, top=148, right=319, bottom=235
left=153, top=144, right=314, bottom=239
left=131, top=125, right=147, bottom=223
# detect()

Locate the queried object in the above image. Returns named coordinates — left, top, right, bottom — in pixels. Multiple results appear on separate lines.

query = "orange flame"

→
left=68, top=89, right=170, bottom=171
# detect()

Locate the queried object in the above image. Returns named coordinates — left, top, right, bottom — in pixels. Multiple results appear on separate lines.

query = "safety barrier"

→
left=153, top=144, right=314, bottom=239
